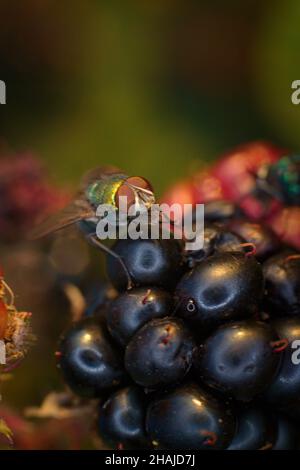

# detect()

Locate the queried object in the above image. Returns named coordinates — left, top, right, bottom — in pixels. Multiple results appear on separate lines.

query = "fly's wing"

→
left=30, top=166, right=124, bottom=239
left=79, top=165, right=122, bottom=189
left=29, top=198, right=95, bottom=239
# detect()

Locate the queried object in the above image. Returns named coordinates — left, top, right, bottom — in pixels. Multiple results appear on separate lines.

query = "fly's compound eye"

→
left=115, top=176, right=154, bottom=210
left=115, top=181, right=136, bottom=210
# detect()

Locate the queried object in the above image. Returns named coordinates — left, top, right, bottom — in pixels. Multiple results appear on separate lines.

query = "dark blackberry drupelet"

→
left=263, top=251, right=300, bottom=316
left=195, top=320, right=281, bottom=401
left=125, top=317, right=195, bottom=389
left=98, top=386, right=148, bottom=448
left=106, top=287, right=173, bottom=347
left=176, top=252, right=264, bottom=328
left=146, top=383, right=235, bottom=450
left=106, top=238, right=184, bottom=291
left=57, top=317, right=126, bottom=398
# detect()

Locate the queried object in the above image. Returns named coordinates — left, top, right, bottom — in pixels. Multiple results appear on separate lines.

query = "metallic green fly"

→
left=30, top=166, right=155, bottom=288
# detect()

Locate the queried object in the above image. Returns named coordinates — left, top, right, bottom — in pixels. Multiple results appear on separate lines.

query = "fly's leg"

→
left=86, top=233, right=133, bottom=290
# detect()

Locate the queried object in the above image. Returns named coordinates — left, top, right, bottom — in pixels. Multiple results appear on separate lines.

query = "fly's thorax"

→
left=85, top=174, right=128, bottom=208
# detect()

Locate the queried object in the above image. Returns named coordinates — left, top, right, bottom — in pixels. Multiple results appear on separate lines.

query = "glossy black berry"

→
left=125, top=318, right=195, bottom=389
left=98, top=386, right=147, bottom=448
left=204, top=200, right=239, bottom=223
left=187, top=224, right=219, bottom=264
left=185, top=224, right=244, bottom=267
left=84, top=282, right=118, bottom=317
left=195, top=320, right=280, bottom=401
left=106, top=239, right=184, bottom=291
left=227, top=407, right=275, bottom=450
left=279, top=398, right=300, bottom=422
left=106, top=287, right=173, bottom=347
left=229, top=220, right=280, bottom=261
left=176, top=252, right=264, bottom=328
left=146, top=383, right=235, bottom=450
left=214, top=229, right=244, bottom=254
left=272, top=416, right=298, bottom=450
left=263, top=251, right=300, bottom=316
left=57, top=317, right=126, bottom=398
left=264, top=317, right=300, bottom=405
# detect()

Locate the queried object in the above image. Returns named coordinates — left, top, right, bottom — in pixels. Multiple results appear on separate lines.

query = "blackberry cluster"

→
left=56, top=206, right=300, bottom=450
left=57, top=143, right=300, bottom=450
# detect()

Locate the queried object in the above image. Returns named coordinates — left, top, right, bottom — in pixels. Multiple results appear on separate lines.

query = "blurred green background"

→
left=1, top=0, right=300, bottom=194
left=0, top=0, right=300, bottom=448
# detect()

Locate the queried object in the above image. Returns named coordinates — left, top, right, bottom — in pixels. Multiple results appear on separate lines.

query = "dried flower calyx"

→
left=0, top=269, right=34, bottom=372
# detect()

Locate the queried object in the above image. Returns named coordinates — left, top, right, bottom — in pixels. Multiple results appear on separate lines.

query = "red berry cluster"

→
left=163, top=142, right=300, bottom=251
left=0, top=154, right=69, bottom=241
